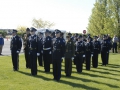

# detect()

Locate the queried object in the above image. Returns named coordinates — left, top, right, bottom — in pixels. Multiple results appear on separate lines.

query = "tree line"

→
left=87, top=0, right=120, bottom=37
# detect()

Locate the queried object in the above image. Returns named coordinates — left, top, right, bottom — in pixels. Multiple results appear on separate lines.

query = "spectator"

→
left=112, top=35, right=118, bottom=53
left=0, top=34, right=4, bottom=55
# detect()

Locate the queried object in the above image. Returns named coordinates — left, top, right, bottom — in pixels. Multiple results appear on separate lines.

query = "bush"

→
left=0, top=31, right=7, bottom=38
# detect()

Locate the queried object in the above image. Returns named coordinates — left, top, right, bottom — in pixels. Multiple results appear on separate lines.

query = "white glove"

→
left=71, top=57, right=74, bottom=60
left=41, top=51, right=43, bottom=53
left=91, top=54, right=93, bottom=57
left=49, top=51, right=52, bottom=54
left=83, top=55, right=85, bottom=57
left=37, top=53, right=40, bottom=56
left=62, top=57, right=64, bottom=59
left=16, top=51, right=20, bottom=53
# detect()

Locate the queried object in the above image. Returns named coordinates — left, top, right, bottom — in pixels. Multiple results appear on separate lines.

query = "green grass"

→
left=0, top=53, right=120, bottom=90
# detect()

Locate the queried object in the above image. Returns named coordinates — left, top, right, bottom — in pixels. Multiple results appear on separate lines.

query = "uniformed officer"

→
left=101, top=35, right=109, bottom=66
left=85, top=37, right=93, bottom=70
left=29, top=27, right=40, bottom=76
left=60, top=32, right=66, bottom=62
left=43, top=29, right=52, bottom=72
left=52, top=29, right=65, bottom=81
left=23, top=28, right=31, bottom=68
left=92, top=36, right=101, bottom=68
left=73, top=33, right=78, bottom=65
left=65, top=35, right=75, bottom=76
left=106, top=34, right=112, bottom=64
left=37, top=32, right=44, bottom=66
left=75, top=35, right=85, bottom=73
left=82, top=34, right=87, bottom=63
left=10, top=29, right=22, bottom=71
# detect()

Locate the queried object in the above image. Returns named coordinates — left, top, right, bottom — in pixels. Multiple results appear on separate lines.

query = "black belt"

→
left=77, top=51, right=84, bottom=54
left=53, top=49, right=60, bottom=51
left=30, top=48, right=36, bottom=50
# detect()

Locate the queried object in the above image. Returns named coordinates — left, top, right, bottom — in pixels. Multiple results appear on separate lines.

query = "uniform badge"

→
left=48, top=38, right=49, bottom=40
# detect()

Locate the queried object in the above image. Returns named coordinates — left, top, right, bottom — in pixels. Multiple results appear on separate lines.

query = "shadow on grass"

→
left=18, top=71, right=52, bottom=81
left=59, top=79, right=100, bottom=90
left=61, top=74, right=120, bottom=89
left=97, top=67, right=120, bottom=73
left=90, top=69, right=120, bottom=76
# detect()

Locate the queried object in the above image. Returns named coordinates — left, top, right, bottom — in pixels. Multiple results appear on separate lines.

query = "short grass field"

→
left=0, top=53, right=120, bottom=90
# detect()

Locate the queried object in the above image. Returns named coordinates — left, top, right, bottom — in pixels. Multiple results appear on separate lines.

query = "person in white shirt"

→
left=112, top=35, right=118, bottom=53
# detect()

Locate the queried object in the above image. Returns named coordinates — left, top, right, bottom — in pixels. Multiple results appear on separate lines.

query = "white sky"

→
left=0, top=0, right=95, bottom=33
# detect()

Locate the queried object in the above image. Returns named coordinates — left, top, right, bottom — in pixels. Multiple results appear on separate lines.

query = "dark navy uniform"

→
left=76, top=36, right=85, bottom=73
left=101, top=35, right=109, bottom=66
left=43, top=30, right=52, bottom=72
left=106, top=36, right=112, bottom=64
left=23, top=28, right=31, bottom=68
left=29, top=28, right=39, bottom=75
left=37, top=33, right=43, bottom=66
left=85, top=39, right=93, bottom=70
left=92, top=36, right=101, bottom=68
left=52, top=30, right=65, bottom=81
left=10, top=30, right=22, bottom=71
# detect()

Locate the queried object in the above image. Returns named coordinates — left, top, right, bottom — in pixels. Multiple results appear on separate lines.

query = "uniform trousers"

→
left=86, top=51, right=91, bottom=70
left=43, top=53, right=50, bottom=72
left=53, top=59, right=61, bottom=81
left=24, top=48, right=31, bottom=68
left=11, top=51, right=19, bottom=70
left=38, top=52, right=43, bottom=66
left=92, top=50, right=99, bottom=68
left=65, top=58, right=72, bottom=76
left=30, top=50, right=37, bottom=75
left=76, top=53, right=83, bottom=73
left=101, top=51, right=107, bottom=66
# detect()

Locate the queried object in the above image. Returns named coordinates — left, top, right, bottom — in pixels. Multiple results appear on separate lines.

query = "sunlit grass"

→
left=0, top=53, right=120, bottom=90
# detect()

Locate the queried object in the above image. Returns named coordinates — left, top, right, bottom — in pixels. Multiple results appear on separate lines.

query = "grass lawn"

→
left=0, top=53, right=120, bottom=90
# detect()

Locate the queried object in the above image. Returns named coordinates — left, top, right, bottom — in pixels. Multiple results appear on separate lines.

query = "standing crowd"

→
left=9, top=27, right=119, bottom=81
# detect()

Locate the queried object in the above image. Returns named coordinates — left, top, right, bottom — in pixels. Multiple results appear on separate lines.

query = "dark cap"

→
left=30, top=27, right=37, bottom=32
left=78, top=35, right=82, bottom=38
left=68, top=33, right=72, bottom=36
left=94, top=36, right=98, bottom=39
left=55, top=29, right=61, bottom=34
left=75, top=33, right=78, bottom=37
left=45, top=29, right=50, bottom=33
left=26, top=28, right=30, bottom=31
left=103, top=35, right=107, bottom=38
left=12, top=29, right=17, bottom=33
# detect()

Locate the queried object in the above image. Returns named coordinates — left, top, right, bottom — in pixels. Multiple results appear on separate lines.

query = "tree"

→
left=87, top=0, right=120, bottom=36
left=87, top=0, right=107, bottom=35
left=32, top=18, right=55, bottom=29
left=17, top=26, right=27, bottom=33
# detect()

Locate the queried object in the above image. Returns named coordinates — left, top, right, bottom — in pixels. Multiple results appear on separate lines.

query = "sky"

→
left=0, top=0, right=95, bottom=33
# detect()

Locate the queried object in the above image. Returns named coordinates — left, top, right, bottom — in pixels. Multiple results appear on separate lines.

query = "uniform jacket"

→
left=93, top=40, right=101, bottom=53
left=23, top=34, right=31, bottom=50
left=10, top=35, right=22, bottom=53
left=101, top=39, right=109, bottom=52
left=65, top=40, right=75, bottom=58
left=52, top=37, right=65, bottom=59
left=85, top=41, right=93, bottom=54
left=29, top=34, right=39, bottom=53
left=76, top=41, right=86, bottom=54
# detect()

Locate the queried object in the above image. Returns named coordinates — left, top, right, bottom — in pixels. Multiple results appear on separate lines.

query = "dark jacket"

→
left=65, top=40, right=75, bottom=58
